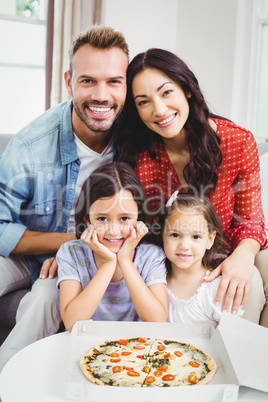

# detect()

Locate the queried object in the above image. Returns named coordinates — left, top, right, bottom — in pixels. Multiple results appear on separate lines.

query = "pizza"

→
left=80, top=336, right=217, bottom=387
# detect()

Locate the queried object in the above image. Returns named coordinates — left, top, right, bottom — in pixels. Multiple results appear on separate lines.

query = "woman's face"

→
left=132, top=68, right=190, bottom=140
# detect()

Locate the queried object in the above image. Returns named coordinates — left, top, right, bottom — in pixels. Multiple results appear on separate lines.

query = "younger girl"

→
left=56, top=162, right=168, bottom=332
left=159, top=191, right=243, bottom=327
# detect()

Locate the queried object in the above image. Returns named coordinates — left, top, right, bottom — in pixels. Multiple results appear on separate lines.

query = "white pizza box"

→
left=65, top=313, right=268, bottom=402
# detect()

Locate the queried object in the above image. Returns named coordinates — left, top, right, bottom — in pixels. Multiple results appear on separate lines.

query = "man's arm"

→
left=12, top=229, right=76, bottom=255
left=0, top=134, right=76, bottom=259
left=12, top=230, right=77, bottom=280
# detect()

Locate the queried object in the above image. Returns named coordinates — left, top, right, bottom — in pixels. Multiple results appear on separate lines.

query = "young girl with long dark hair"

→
left=56, top=162, right=168, bottom=331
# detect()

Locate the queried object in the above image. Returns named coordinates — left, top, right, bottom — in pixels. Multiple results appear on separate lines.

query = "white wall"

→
left=0, top=0, right=15, bottom=14
left=102, top=0, right=237, bottom=121
left=102, top=0, right=179, bottom=60
left=175, top=0, right=237, bottom=119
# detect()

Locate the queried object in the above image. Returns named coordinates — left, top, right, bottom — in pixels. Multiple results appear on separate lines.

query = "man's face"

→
left=65, top=44, right=128, bottom=138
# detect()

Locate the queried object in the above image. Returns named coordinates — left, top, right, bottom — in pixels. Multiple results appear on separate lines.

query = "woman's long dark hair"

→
left=115, top=48, right=224, bottom=194
left=75, top=161, right=152, bottom=238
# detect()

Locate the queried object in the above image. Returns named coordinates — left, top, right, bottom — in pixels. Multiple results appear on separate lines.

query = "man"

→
left=0, top=25, right=128, bottom=371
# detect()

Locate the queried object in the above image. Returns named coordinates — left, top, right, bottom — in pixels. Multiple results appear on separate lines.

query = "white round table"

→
left=0, top=332, right=267, bottom=402
left=0, top=332, right=69, bottom=402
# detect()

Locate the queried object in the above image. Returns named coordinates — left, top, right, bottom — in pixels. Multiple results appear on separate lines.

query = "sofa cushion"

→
left=0, top=134, right=13, bottom=155
left=0, top=289, right=29, bottom=327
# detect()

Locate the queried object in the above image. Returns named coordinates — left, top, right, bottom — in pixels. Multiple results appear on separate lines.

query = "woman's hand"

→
left=81, top=224, right=116, bottom=264
left=204, top=239, right=259, bottom=313
left=117, top=221, right=148, bottom=262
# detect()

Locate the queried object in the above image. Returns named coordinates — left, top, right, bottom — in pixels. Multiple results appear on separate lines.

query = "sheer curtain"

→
left=49, top=0, right=103, bottom=107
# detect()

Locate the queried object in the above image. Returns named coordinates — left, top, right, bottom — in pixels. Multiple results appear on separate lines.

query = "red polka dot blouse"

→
left=135, top=118, right=267, bottom=250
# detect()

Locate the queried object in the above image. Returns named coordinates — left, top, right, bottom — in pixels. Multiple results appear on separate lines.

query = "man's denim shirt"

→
left=0, top=100, right=80, bottom=283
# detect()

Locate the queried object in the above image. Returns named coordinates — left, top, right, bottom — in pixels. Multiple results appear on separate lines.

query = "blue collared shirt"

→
left=0, top=100, right=87, bottom=282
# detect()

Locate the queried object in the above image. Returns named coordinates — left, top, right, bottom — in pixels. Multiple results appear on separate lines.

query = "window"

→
left=256, top=13, right=268, bottom=140
left=0, top=0, right=48, bottom=134
left=246, top=0, right=268, bottom=141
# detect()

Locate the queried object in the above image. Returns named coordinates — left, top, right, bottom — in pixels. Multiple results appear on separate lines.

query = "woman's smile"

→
left=132, top=68, right=190, bottom=140
left=154, top=113, right=177, bottom=127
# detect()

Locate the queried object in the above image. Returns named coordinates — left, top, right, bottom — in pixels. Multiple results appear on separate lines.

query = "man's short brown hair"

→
left=69, top=25, right=129, bottom=75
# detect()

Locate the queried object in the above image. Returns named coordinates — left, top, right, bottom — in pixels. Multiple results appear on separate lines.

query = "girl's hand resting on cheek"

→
left=81, top=224, right=117, bottom=264
left=117, top=221, right=148, bottom=261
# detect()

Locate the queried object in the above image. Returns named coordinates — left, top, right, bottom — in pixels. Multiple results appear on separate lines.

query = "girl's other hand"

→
left=81, top=224, right=116, bottom=264
left=117, top=221, right=148, bottom=261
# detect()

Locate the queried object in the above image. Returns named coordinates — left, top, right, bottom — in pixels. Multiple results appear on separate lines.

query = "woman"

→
left=115, top=48, right=268, bottom=326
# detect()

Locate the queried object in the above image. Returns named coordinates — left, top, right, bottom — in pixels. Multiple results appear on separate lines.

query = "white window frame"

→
left=0, top=12, right=46, bottom=71
left=0, top=1, right=48, bottom=135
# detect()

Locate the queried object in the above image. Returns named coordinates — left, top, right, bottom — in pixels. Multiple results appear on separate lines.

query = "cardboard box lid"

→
left=217, top=313, right=268, bottom=393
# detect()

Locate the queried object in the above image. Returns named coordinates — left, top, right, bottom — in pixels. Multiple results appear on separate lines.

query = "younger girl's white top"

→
left=166, top=271, right=244, bottom=328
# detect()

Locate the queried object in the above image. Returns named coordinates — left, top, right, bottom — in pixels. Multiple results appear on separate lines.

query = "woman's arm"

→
left=205, top=129, right=265, bottom=312
left=117, top=223, right=168, bottom=322
left=225, top=130, right=266, bottom=249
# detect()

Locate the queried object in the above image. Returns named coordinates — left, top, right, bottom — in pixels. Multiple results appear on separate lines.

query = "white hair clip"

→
left=165, top=190, right=179, bottom=208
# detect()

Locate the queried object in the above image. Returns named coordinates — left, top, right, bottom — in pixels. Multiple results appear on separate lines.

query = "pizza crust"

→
left=80, top=357, right=108, bottom=386
left=196, top=354, right=217, bottom=385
